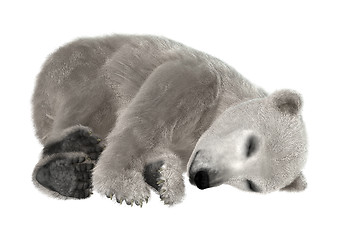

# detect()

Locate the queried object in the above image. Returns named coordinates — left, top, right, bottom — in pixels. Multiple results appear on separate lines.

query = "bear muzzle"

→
left=188, top=150, right=217, bottom=190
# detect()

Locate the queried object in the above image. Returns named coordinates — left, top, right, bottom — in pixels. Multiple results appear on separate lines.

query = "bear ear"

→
left=280, top=172, right=307, bottom=192
left=270, top=89, right=303, bottom=115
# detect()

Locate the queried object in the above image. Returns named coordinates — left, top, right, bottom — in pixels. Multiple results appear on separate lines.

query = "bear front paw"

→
left=93, top=169, right=150, bottom=207
left=156, top=163, right=185, bottom=205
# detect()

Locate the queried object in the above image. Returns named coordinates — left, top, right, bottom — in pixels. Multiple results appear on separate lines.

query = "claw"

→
left=145, top=197, right=149, bottom=203
left=110, top=194, right=113, bottom=200
left=157, top=179, right=165, bottom=185
left=160, top=188, right=166, bottom=194
left=97, top=138, right=101, bottom=142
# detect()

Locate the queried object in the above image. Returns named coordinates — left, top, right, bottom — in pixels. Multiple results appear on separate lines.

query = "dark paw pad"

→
left=43, top=128, right=104, bottom=160
left=36, top=155, right=94, bottom=199
left=143, top=160, right=164, bottom=191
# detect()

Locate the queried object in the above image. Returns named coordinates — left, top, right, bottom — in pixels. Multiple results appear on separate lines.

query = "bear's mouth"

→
left=247, top=180, right=260, bottom=192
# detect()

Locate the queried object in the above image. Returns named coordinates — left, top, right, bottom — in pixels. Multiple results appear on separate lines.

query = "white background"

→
left=1, top=0, right=338, bottom=239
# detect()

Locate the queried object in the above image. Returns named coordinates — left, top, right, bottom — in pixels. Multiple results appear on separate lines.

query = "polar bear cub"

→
left=31, top=34, right=307, bottom=206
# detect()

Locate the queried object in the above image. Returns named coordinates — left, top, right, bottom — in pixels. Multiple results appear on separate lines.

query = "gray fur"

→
left=32, top=34, right=307, bottom=205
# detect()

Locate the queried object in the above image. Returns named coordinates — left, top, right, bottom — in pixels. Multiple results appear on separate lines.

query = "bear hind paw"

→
left=43, top=126, right=105, bottom=161
left=36, top=153, right=94, bottom=199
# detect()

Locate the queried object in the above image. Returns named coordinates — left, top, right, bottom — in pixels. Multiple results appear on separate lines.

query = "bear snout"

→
left=188, top=149, right=220, bottom=189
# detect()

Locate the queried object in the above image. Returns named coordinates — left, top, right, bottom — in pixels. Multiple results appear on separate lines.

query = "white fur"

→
left=32, top=34, right=308, bottom=205
left=187, top=90, right=307, bottom=193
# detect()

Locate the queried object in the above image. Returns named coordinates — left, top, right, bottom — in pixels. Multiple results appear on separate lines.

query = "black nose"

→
left=194, top=170, right=210, bottom=190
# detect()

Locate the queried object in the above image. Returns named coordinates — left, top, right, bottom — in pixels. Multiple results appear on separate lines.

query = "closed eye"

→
left=246, top=136, right=258, bottom=158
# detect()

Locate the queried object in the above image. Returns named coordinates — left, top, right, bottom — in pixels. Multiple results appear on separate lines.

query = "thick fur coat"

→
left=32, top=35, right=307, bottom=205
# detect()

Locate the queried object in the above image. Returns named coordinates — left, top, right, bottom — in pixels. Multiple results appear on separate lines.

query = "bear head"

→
left=188, top=89, right=308, bottom=193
